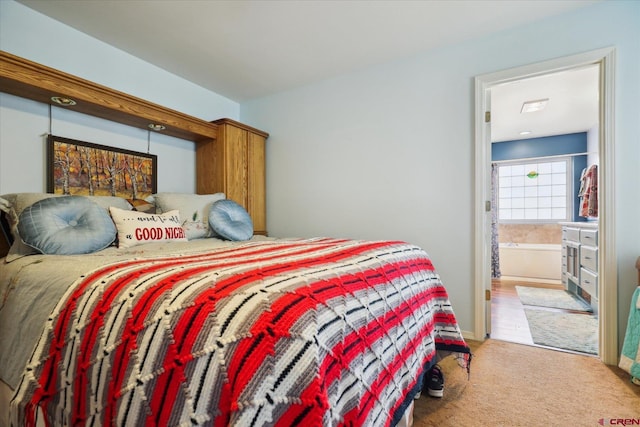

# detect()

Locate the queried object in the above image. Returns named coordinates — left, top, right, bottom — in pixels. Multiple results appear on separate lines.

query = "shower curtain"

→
left=491, top=162, right=501, bottom=278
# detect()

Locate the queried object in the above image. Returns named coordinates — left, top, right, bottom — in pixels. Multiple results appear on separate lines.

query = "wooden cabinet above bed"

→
left=0, top=51, right=218, bottom=142
left=0, top=52, right=270, bottom=237
left=196, top=118, right=269, bottom=236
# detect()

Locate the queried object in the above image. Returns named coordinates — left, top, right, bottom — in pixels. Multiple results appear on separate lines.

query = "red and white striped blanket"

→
left=11, top=238, right=469, bottom=426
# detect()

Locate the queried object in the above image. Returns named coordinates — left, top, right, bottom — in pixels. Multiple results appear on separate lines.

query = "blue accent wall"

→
left=492, top=133, right=586, bottom=160
left=492, top=133, right=588, bottom=222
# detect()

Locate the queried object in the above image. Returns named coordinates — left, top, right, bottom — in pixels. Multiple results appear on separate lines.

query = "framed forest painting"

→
left=47, top=135, right=157, bottom=205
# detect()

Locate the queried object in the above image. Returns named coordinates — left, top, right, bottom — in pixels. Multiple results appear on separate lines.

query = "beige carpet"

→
left=413, top=339, right=640, bottom=426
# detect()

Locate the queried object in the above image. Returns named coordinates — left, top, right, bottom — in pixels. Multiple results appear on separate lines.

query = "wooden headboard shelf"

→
left=0, top=51, right=272, bottom=255
left=0, top=50, right=217, bottom=142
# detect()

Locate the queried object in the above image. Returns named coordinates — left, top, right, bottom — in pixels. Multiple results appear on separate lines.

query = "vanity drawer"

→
left=564, top=227, right=580, bottom=242
left=580, top=245, right=598, bottom=272
left=580, top=267, right=598, bottom=297
left=580, top=229, right=598, bottom=246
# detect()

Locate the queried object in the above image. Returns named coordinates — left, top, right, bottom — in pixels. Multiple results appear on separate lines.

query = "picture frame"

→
left=47, top=135, right=157, bottom=203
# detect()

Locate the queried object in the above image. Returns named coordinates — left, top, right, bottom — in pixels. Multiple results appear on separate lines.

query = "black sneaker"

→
left=426, top=364, right=444, bottom=398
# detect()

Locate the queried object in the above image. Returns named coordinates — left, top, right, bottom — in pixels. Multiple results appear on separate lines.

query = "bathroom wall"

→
left=498, top=223, right=562, bottom=244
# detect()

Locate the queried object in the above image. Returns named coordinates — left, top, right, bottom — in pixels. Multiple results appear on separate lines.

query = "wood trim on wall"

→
left=211, top=118, right=269, bottom=138
left=0, top=50, right=217, bottom=142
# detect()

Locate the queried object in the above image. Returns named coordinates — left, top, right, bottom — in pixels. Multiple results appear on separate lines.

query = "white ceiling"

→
left=491, top=65, right=600, bottom=142
left=17, top=0, right=600, bottom=142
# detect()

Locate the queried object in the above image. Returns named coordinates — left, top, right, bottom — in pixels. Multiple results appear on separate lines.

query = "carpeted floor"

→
left=413, top=339, right=640, bottom=426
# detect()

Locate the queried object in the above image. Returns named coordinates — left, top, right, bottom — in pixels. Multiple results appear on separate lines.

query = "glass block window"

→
left=497, top=158, right=571, bottom=222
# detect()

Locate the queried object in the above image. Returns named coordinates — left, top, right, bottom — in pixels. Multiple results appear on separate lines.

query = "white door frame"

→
left=473, top=47, right=617, bottom=365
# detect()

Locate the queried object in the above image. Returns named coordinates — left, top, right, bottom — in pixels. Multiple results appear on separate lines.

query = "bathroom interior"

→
left=489, top=64, right=600, bottom=355
left=498, top=223, right=563, bottom=284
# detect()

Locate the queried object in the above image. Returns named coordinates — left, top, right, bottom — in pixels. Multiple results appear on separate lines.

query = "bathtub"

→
left=498, top=243, right=562, bottom=282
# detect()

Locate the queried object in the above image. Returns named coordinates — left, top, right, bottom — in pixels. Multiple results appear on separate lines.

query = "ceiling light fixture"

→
left=51, top=96, right=77, bottom=106
left=519, top=130, right=532, bottom=136
left=520, top=98, right=549, bottom=113
left=148, top=123, right=166, bottom=131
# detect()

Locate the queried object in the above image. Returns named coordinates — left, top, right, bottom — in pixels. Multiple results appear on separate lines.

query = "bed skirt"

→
left=0, top=379, right=414, bottom=427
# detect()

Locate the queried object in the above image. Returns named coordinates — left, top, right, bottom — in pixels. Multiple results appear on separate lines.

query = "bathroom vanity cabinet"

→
left=560, top=222, right=598, bottom=312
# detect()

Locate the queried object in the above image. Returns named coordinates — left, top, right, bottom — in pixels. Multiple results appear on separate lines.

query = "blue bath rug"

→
left=524, top=309, right=598, bottom=355
left=515, top=286, right=593, bottom=312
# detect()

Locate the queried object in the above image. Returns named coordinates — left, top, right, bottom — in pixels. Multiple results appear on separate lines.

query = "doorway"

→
left=473, top=48, right=618, bottom=364
left=490, top=66, right=599, bottom=354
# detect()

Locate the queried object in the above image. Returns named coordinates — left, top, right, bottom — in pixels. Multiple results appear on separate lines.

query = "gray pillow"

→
left=18, top=196, right=116, bottom=255
left=208, top=199, right=253, bottom=241
left=1, top=193, right=131, bottom=261
left=153, top=192, right=225, bottom=240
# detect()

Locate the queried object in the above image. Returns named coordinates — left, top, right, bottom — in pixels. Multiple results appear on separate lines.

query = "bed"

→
left=0, top=192, right=470, bottom=427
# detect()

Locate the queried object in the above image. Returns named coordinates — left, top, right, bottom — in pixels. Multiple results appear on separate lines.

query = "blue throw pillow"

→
left=208, top=199, right=253, bottom=241
left=18, top=196, right=116, bottom=255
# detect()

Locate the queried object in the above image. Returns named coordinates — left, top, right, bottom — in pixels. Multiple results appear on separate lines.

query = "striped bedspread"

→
left=11, top=238, right=469, bottom=426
